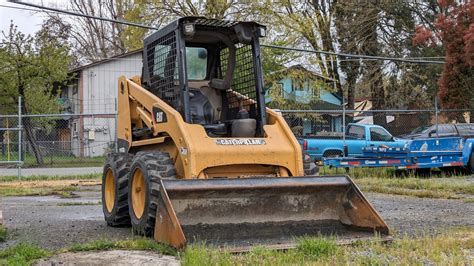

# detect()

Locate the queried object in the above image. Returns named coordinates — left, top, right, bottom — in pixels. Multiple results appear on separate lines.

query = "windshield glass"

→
left=186, top=47, right=207, bottom=80
left=410, top=125, right=431, bottom=134
left=370, top=127, right=393, bottom=141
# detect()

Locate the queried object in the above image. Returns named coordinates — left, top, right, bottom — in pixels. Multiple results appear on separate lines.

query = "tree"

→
left=121, top=0, right=247, bottom=51
left=0, top=23, right=71, bottom=164
left=45, top=0, right=134, bottom=64
left=413, top=0, right=473, bottom=121
left=253, top=1, right=343, bottom=96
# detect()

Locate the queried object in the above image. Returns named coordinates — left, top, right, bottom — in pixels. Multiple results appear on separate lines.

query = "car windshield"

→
left=410, top=125, right=431, bottom=134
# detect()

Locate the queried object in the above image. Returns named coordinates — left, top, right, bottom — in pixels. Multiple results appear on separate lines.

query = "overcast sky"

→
left=0, top=0, right=67, bottom=37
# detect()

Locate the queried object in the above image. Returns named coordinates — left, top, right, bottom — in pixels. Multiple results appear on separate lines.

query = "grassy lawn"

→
left=318, top=166, right=474, bottom=199
left=2, top=228, right=472, bottom=265
left=0, top=153, right=105, bottom=167
left=0, top=174, right=100, bottom=197
left=180, top=227, right=474, bottom=265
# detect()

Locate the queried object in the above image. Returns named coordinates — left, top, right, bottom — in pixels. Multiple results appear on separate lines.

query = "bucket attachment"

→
left=154, top=175, right=389, bottom=249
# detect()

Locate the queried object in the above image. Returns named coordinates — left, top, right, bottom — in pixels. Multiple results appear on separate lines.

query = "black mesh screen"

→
left=146, top=32, right=181, bottom=112
left=194, top=18, right=239, bottom=28
left=220, top=44, right=258, bottom=120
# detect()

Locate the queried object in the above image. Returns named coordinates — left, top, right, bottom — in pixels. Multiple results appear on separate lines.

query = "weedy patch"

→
left=57, top=201, right=101, bottom=206
left=0, top=243, right=51, bottom=266
left=355, top=176, right=474, bottom=199
left=464, top=198, right=474, bottom=203
left=0, top=225, right=7, bottom=242
left=0, top=174, right=100, bottom=183
left=180, top=228, right=473, bottom=265
left=0, top=179, right=100, bottom=197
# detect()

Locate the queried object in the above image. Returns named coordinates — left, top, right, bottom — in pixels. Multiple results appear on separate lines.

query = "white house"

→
left=65, top=50, right=142, bottom=157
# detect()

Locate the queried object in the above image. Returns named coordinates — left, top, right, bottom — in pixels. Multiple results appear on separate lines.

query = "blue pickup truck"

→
left=299, top=123, right=408, bottom=161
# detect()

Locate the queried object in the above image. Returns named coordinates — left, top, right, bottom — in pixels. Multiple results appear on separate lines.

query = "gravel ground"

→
left=35, top=250, right=180, bottom=266
left=1, top=186, right=473, bottom=251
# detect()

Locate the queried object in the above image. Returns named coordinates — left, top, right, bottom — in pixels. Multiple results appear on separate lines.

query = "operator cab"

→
left=142, top=17, right=267, bottom=137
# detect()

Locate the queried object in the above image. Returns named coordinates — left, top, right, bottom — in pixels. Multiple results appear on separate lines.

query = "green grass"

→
left=65, top=238, right=177, bottom=256
left=3, top=228, right=468, bottom=265
left=464, top=198, right=474, bottom=203
left=317, top=166, right=474, bottom=199
left=0, top=186, right=78, bottom=197
left=181, top=228, right=474, bottom=265
left=0, top=243, right=51, bottom=266
left=0, top=225, right=7, bottom=242
left=355, top=176, right=474, bottom=199
left=0, top=152, right=105, bottom=167
left=0, top=174, right=100, bottom=183
left=57, top=201, right=101, bottom=206
left=319, top=165, right=471, bottom=179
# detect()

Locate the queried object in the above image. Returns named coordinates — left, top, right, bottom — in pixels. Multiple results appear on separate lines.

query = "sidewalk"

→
left=0, top=167, right=103, bottom=177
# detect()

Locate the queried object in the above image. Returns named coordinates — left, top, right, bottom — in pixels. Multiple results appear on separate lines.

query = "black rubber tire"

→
left=102, top=153, right=133, bottom=226
left=322, top=150, right=343, bottom=158
left=303, top=152, right=318, bottom=176
left=128, top=151, right=176, bottom=236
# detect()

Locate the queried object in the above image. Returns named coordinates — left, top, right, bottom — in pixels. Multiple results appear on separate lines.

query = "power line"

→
left=7, top=0, right=158, bottom=30
left=261, top=44, right=444, bottom=64
left=8, top=0, right=445, bottom=64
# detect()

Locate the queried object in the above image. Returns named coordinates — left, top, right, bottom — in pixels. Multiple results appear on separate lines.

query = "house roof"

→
left=70, top=49, right=143, bottom=72
left=311, top=100, right=342, bottom=110
left=268, top=65, right=336, bottom=83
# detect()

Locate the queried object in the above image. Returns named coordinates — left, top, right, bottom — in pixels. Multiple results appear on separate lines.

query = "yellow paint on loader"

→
left=103, top=16, right=389, bottom=250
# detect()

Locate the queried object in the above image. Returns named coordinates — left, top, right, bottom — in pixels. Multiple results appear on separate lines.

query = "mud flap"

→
left=154, top=176, right=389, bottom=249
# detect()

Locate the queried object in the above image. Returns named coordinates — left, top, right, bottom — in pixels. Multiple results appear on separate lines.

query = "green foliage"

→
left=0, top=23, right=71, bottom=114
left=0, top=225, right=7, bottom=242
left=0, top=243, right=51, bottom=266
left=182, top=228, right=473, bottom=265
left=296, top=237, right=338, bottom=259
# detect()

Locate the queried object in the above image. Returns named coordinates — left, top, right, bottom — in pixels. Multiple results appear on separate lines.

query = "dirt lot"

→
left=1, top=184, right=473, bottom=251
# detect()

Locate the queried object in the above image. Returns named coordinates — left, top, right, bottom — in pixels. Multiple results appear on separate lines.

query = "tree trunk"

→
left=364, top=10, right=386, bottom=127
left=370, top=64, right=387, bottom=127
left=345, top=67, right=357, bottom=124
left=22, top=110, right=44, bottom=165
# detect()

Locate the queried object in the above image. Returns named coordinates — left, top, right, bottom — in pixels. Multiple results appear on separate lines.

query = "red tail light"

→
left=303, top=139, right=308, bottom=150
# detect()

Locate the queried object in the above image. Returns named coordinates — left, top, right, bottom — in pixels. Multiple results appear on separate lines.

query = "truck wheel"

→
left=128, top=152, right=176, bottom=236
left=303, top=152, right=319, bottom=176
left=323, top=150, right=343, bottom=158
left=102, top=153, right=133, bottom=226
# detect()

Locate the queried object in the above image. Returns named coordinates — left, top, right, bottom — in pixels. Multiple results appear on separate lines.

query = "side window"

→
left=152, top=46, right=207, bottom=80
left=347, top=126, right=365, bottom=140
left=370, top=127, right=393, bottom=141
left=186, top=47, right=207, bottom=80
left=152, top=44, right=174, bottom=78
left=437, top=124, right=456, bottom=135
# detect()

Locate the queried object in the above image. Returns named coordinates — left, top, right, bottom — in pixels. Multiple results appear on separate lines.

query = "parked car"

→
left=400, top=123, right=474, bottom=139
left=299, top=123, right=408, bottom=161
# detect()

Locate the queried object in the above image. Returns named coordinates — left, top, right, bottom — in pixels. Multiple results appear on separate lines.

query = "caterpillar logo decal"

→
left=214, top=139, right=266, bottom=145
left=152, top=106, right=167, bottom=123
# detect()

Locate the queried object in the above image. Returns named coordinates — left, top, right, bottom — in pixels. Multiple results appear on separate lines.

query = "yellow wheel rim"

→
left=132, top=168, right=146, bottom=219
left=104, top=168, right=115, bottom=213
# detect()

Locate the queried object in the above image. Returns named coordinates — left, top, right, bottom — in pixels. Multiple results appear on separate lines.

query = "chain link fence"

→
left=280, top=109, right=472, bottom=139
left=0, top=98, right=117, bottom=173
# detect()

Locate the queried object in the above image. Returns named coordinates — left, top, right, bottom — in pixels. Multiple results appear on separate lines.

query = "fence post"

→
left=17, top=96, right=22, bottom=179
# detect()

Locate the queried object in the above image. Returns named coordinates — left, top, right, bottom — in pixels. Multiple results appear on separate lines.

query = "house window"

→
left=273, top=83, right=284, bottom=97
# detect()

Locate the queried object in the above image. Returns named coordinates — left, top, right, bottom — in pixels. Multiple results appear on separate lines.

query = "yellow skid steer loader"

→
left=102, top=17, right=389, bottom=249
